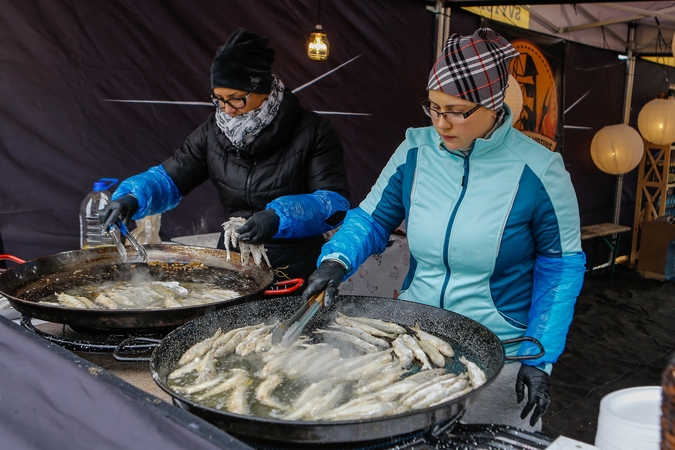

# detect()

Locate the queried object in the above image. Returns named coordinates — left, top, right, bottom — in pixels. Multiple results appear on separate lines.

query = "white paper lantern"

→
left=504, top=74, right=523, bottom=125
left=637, top=98, right=675, bottom=145
left=590, top=124, right=644, bottom=175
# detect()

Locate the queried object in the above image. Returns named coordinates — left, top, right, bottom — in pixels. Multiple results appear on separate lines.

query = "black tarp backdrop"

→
left=2, top=1, right=672, bottom=263
left=0, top=0, right=433, bottom=260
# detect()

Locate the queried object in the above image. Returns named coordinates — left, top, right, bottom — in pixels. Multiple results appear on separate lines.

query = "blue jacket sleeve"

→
left=267, top=190, right=350, bottom=239
left=318, top=207, right=390, bottom=278
left=517, top=252, right=586, bottom=373
left=112, top=165, right=182, bottom=220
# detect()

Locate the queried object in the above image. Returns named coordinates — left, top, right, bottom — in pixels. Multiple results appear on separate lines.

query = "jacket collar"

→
left=223, top=88, right=302, bottom=159
left=438, top=104, right=514, bottom=158
left=469, top=104, right=514, bottom=157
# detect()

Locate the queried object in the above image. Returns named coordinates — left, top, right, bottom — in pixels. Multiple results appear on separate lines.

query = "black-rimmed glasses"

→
left=421, top=100, right=482, bottom=124
left=210, top=92, right=252, bottom=109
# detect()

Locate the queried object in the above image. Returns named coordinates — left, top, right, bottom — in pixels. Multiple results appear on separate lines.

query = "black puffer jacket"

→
left=162, top=89, right=350, bottom=282
left=162, top=89, right=349, bottom=218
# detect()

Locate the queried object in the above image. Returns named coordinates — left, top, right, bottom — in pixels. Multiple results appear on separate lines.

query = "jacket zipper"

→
left=245, top=161, right=256, bottom=207
left=439, top=150, right=471, bottom=308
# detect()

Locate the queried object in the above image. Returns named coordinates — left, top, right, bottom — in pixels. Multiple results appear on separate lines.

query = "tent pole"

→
left=613, top=174, right=624, bottom=224
left=434, top=0, right=451, bottom=59
left=613, top=22, right=638, bottom=225
left=622, top=22, right=637, bottom=126
left=608, top=22, right=638, bottom=270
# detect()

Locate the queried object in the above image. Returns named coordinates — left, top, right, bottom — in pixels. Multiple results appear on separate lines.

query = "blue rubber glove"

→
left=301, top=260, right=346, bottom=308
left=99, top=195, right=139, bottom=232
left=516, top=364, right=551, bottom=426
left=236, top=209, right=280, bottom=244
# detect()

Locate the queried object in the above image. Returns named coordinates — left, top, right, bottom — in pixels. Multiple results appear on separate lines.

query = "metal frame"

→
left=631, top=140, right=675, bottom=265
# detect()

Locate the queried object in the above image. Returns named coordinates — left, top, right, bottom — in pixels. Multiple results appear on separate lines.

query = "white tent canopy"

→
left=436, top=1, right=675, bottom=56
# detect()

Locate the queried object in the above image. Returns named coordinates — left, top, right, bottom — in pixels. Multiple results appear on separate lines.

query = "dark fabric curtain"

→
left=562, top=43, right=626, bottom=225
left=2, top=1, right=669, bottom=262
left=0, top=0, right=434, bottom=260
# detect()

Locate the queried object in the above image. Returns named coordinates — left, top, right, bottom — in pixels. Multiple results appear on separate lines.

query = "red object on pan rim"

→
left=0, top=254, right=26, bottom=264
left=263, top=278, right=304, bottom=295
left=0, top=254, right=26, bottom=274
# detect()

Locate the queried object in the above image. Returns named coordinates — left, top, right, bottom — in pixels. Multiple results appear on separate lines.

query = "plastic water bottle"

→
left=79, top=178, right=119, bottom=249
left=666, top=238, right=675, bottom=281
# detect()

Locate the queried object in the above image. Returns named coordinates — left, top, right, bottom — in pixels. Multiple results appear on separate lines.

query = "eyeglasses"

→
left=421, top=100, right=482, bottom=124
left=210, top=92, right=252, bottom=109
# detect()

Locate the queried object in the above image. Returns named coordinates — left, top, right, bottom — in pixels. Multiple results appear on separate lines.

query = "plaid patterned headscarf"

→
left=427, top=28, right=519, bottom=111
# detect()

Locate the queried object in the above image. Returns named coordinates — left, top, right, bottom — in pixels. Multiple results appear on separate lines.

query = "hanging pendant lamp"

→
left=307, top=25, right=329, bottom=61
left=638, top=98, right=675, bottom=145
left=308, top=0, right=329, bottom=61
left=590, top=124, right=644, bottom=175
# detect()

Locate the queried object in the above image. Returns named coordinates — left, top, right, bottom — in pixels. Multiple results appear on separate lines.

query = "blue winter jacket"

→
left=320, top=107, right=586, bottom=373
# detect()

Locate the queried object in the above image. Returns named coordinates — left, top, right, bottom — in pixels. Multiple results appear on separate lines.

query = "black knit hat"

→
left=211, top=28, right=275, bottom=94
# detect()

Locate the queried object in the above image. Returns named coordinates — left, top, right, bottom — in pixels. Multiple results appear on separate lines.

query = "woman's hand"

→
left=301, top=260, right=346, bottom=308
left=516, top=364, right=550, bottom=426
left=236, top=209, right=280, bottom=244
left=99, top=195, right=139, bottom=232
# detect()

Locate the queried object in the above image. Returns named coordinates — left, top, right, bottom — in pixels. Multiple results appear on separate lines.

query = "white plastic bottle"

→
left=79, top=178, right=118, bottom=249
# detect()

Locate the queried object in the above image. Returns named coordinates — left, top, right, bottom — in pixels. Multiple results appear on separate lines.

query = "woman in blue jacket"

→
left=302, top=28, right=585, bottom=431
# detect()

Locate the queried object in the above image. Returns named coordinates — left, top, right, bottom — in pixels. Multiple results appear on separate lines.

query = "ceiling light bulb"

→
left=307, top=25, right=329, bottom=61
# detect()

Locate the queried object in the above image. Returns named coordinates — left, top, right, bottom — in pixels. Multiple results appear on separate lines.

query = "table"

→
left=580, top=223, right=631, bottom=281
left=338, top=234, right=409, bottom=298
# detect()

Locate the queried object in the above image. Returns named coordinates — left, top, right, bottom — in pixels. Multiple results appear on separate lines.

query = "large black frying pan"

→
left=0, top=245, right=281, bottom=332
left=149, top=294, right=543, bottom=445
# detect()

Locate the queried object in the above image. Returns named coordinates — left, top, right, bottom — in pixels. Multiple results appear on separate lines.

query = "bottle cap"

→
left=92, top=178, right=119, bottom=191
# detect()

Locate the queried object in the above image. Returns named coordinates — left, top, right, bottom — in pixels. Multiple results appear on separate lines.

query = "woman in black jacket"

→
left=100, top=28, right=350, bottom=282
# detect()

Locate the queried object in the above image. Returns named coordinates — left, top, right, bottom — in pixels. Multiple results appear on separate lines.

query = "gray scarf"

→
left=215, top=75, right=284, bottom=150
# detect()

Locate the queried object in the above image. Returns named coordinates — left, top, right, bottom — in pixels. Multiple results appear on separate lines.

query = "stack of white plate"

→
left=594, top=386, right=662, bottom=449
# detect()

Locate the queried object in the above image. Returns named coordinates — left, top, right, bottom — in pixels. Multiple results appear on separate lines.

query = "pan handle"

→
left=113, top=337, right=161, bottom=362
left=0, top=254, right=26, bottom=264
left=430, top=408, right=466, bottom=438
left=263, top=278, right=304, bottom=296
left=502, top=336, right=545, bottom=361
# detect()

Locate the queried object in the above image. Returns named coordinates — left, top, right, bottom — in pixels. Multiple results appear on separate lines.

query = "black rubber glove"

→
left=516, top=364, right=551, bottom=426
left=236, top=209, right=280, bottom=244
left=99, top=194, right=140, bottom=232
left=302, top=260, right=346, bottom=308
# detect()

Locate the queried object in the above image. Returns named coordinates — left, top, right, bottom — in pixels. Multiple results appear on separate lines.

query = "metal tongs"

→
left=271, top=290, right=326, bottom=348
left=108, top=224, right=127, bottom=262
left=109, top=219, right=148, bottom=263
